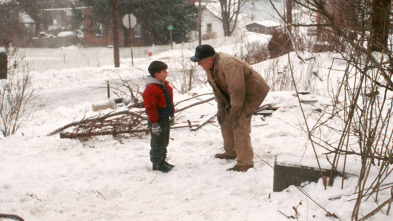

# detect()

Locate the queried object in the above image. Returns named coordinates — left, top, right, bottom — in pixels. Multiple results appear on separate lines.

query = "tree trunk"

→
left=111, top=0, right=120, bottom=67
left=370, top=0, right=391, bottom=52
left=286, top=0, right=293, bottom=34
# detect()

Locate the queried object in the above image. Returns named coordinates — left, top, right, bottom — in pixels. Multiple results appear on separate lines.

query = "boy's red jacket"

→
left=142, top=76, right=175, bottom=123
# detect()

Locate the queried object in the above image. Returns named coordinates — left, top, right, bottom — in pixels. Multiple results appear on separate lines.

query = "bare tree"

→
left=270, top=0, right=393, bottom=220
left=217, top=0, right=246, bottom=36
left=0, top=1, right=26, bottom=46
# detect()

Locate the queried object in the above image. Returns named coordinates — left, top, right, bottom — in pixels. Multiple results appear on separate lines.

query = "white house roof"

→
left=246, top=20, right=280, bottom=27
left=19, top=11, right=35, bottom=23
left=0, top=0, right=16, bottom=4
left=198, top=0, right=241, bottom=20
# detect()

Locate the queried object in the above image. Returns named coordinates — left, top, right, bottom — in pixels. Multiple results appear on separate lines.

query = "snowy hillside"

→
left=1, top=38, right=392, bottom=220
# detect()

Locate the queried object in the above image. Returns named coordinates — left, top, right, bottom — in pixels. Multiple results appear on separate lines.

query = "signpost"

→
left=167, top=25, right=174, bottom=49
left=0, top=51, right=7, bottom=79
left=122, top=14, right=137, bottom=66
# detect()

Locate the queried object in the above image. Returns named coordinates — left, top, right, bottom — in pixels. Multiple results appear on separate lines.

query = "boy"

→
left=142, top=61, right=175, bottom=173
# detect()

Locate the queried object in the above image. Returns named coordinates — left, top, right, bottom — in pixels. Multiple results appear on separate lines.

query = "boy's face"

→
left=154, top=69, right=168, bottom=81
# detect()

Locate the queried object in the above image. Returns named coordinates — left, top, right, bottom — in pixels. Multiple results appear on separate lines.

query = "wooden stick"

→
left=191, top=113, right=217, bottom=131
left=175, top=97, right=215, bottom=113
left=174, top=93, right=213, bottom=107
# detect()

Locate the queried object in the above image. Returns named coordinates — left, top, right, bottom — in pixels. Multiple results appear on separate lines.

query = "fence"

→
left=15, top=35, right=249, bottom=73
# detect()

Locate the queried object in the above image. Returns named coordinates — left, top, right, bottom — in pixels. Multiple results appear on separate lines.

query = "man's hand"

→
left=151, top=123, right=162, bottom=136
left=230, top=114, right=239, bottom=129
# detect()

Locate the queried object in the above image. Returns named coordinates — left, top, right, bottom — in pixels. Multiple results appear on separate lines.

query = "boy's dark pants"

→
left=149, top=118, right=170, bottom=165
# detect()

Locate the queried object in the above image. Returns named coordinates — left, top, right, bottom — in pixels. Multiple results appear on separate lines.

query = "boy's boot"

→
left=162, top=160, right=175, bottom=169
left=152, top=163, right=172, bottom=173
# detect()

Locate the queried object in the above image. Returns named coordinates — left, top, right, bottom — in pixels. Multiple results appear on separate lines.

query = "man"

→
left=190, top=45, right=270, bottom=172
left=142, top=61, right=175, bottom=173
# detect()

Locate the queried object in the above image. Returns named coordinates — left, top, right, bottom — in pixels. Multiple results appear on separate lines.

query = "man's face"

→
left=155, top=69, right=168, bottom=81
left=198, top=57, right=213, bottom=71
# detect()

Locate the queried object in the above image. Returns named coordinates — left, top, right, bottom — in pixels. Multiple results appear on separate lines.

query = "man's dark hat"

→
left=190, top=44, right=216, bottom=62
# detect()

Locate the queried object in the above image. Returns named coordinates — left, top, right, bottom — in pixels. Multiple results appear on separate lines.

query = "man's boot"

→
left=215, top=153, right=236, bottom=159
left=226, top=164, right=254, bottom=172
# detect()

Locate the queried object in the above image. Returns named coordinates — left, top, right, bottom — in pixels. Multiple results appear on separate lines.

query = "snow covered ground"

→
left=1, top=38, right=393, bottom=221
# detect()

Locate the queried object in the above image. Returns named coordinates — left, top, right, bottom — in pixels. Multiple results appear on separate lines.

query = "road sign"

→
left=122, top=14, right=137, bottom=29
left=167, top=25, right=174, bottom=30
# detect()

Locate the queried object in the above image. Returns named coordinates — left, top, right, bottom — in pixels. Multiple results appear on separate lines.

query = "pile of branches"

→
left=48, top=92, right=276, bottom=140
left=48, top=93, right=215, bottom=139
left=48, top=110, right=147, bottom=139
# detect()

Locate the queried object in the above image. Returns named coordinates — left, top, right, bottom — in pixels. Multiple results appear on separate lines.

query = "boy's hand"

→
left=151, top=123, right=162, bottom=136
left=170, top=116, right=175, bottom=125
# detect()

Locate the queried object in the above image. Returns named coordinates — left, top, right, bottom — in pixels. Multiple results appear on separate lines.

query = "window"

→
left=96, top=22, right=102, bottom=37
left=207, top=23, right=212, bottom=32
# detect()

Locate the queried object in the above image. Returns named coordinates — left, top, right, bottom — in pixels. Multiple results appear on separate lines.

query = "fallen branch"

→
left=175, top=97, right=215, bottom=113
left=0, top=214, right=24, bottom=221
left=191, top=113, right=217, bottom=131
left=277, top=210, right=295, bottom=219
left=359, top=188, right=393, bottom=221
left=59, top=124, right=199, bottom=139
left=174, top=93, right=213, bottom=107
left=296, top=186, right=338, bottom=219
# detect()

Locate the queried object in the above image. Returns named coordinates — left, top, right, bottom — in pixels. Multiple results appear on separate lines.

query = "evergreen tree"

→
left=82, top=0, right=197, bottom=45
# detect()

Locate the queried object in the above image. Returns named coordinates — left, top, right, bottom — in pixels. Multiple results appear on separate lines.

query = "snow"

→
left=246, top=20, right=280, bottom=28
left=1, top=34, right=393, bottom=221
left=57, top=31, right=74, bottom=37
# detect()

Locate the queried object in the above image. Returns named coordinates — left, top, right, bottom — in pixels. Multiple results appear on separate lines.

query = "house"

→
left=242, top=0, right=283, bottom=25
left=189, top=0, right=243, bottom=41
left=19, top=11, right=36, bottom=37
left=82, top=7, right=125, bottom=47
left=199, top=4, right=224, bottom=40
left=36, top=0, right=85, bottom=34
left=0, top=0, right=30, bottom=46
left=82, top=7, right=150, bottom=47
left=246, top=20, right=280, bottom=35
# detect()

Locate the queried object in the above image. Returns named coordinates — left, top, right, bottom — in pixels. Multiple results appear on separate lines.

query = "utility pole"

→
left=198, top=0, right=202, bottom=45
left=111, top=0, right=120, bottom=67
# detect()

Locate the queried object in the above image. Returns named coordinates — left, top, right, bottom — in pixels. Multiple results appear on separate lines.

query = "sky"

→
left=1, top=29, right=393, bottom=221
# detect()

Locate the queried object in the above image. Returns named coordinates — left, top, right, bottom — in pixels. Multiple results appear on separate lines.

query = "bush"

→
left=268, top=29, right=293, bottom=59
left=0, top=46, right=35, bottom=137
left=241, top=41, right=269, bottom=65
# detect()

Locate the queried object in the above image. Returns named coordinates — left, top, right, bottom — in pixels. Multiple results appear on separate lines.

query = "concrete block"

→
left=273, top=154, right=347, bottom=192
